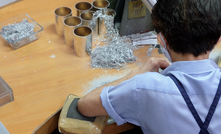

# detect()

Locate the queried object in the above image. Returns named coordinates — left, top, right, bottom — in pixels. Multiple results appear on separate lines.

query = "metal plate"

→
left=141, top=0, right=156, bottom=12
left=0, top=0, right=17, bottom=8
left=128, top=0, right=146, bottom=19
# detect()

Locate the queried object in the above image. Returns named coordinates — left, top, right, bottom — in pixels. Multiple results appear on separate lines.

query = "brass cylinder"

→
left=92, top=0, right=110, bottom=36
left=92, top=0, right=110, bottom=13
left=54, top=7, right=72, bottom=37
left=80, top=11, right=95, bottom=26
left=75, top=2, right=92, bottom=16
left=80, top=11, right=97, bottom=39
left=99, top=8, right=116, bottom=36
left=73, top=26, right=92, bottom=57
left=64, top=16, right=82, bottom=48
left=106, top=8, right=116, bottom=16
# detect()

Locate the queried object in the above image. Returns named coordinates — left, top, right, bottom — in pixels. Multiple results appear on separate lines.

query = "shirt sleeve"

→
left=100, top=77, right=140, bottom=126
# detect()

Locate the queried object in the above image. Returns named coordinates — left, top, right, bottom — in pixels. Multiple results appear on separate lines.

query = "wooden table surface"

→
left=1, top=0, right=221, bottom=134
left=0, top=0, right=163, bottom=133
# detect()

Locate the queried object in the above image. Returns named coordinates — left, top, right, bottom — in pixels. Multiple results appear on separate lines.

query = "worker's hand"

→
left=130, top=57, right=171, bottom=76
left=146, top=57, right=171, bottom=72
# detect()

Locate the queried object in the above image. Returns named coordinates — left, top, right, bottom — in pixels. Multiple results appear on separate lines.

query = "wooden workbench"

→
left=0, top=0, right=163, bottom=133
left=1, top=0, right=221, bottom=134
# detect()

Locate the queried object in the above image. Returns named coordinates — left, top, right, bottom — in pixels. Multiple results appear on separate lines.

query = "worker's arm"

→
left=78, top=57, right=170, bottom=117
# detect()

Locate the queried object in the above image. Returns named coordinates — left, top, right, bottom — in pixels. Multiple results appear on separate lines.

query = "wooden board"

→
left=32, top=107, right=136, bottom=134
left=1, top=0, right=220, bottom=134
left=32, top=108, right=61, bottom=134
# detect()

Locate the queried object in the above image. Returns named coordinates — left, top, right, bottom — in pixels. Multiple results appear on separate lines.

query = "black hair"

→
left=152, top=0, right=221, bottom=56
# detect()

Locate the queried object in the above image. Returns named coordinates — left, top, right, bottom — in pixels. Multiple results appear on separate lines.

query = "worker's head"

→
left=152, top=0, right=221, bottom=57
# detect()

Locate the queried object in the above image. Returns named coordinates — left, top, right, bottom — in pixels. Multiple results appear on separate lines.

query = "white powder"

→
left=20, top=57, right=25, bottom=60
left=82, top=70, right=131, bottom=95
left=50, top=54, right=56, bottom=58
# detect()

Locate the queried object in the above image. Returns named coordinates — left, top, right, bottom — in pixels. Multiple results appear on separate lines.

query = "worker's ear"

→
left=215, top=36, right=221, bottom=47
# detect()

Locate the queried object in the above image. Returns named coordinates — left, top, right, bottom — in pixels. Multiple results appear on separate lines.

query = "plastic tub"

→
left=0, top=13, right=43, bottom=49
left=0, top=76, right=14, bottom=107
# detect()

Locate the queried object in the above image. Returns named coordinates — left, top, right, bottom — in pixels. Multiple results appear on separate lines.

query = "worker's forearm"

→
left=78, top=71, right=135, bottom=117
left=78, top=57, right=171, bottom=117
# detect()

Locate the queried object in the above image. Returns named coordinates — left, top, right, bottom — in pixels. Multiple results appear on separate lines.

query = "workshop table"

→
left=0, top=0, right=162, bottom=133
left=0, top=0, right=221, bottom=134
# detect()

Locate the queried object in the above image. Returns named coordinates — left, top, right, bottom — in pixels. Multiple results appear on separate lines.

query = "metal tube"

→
left=75, top=2, right=92, bottom=16
left=64, top=16, right=82, bottom=48
left=80, top=11, right=94, bottom=26
left=73, top=26, right=92, bottom=57
left=80, top=11, right=97, bottom=39
left=92, top=0, right=110, bottom=13
left=92, top=0, right=110, bottom=36
left=99, top=8, right=116, bottom=37
left=54, top=7, right=72, bottom=37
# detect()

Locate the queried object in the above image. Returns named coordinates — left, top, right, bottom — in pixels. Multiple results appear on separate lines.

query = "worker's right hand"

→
left=130, top=57, right=171, bottom=77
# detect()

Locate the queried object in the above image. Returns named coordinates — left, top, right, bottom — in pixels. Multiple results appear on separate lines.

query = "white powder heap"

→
left=82, top=70, right=130, bottom=95
left=50, top=54, right=56, bottom=58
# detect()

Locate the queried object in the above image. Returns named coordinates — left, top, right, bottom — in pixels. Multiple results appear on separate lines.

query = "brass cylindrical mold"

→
left=75, top=2, right=92, bottom=16
left=80, top=11, right=97, bottom=39
left=92, top=0, right=110, bottom=36
left=80, top=11, right=95, bottom=26
left=64, top=16, right=82, bottom=48
left=92, top=0, right=110, bottom=13
left=73, top=26, right=92, bottom=57
left=99, top=8, right=116, bottom=36
left=54, top=7, right=72, bottom=37
left=106, top=8, right=116, bottom=16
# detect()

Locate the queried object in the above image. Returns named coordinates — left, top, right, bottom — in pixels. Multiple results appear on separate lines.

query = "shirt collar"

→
left=161, top=59, right=220, bottom=75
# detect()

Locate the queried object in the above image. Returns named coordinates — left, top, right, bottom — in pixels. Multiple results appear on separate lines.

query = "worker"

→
left=78, top=0, right=221, bottom=133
